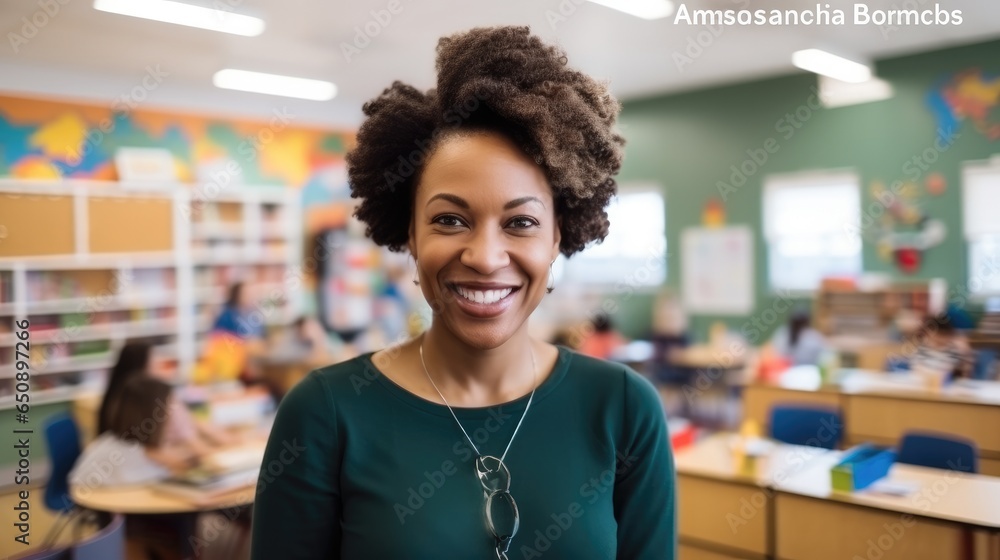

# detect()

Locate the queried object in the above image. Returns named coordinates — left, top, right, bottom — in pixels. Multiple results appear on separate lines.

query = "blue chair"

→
left=897, top=432, right=978, bottom=473
left=769, top=404, right=843, bottom=449
left=971, top=350, right=996, bottom=380
left=11, top=513, right=125, bottom=560
left=43, top=413, right=82, bottom=512
left=73, top=513, right=125, bottom=560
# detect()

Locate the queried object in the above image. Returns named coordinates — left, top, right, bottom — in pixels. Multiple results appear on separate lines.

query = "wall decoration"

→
left=701, top=197, right=726, bottom=227
left=925, top=172, right=947, bottom=196
left=681, top=225, right=753, bottom=314
left=928, top=68, right=1000, bottom=142
left=867, top=180, right=947, bottom=274
left=0, top=94, right=353, bottom=188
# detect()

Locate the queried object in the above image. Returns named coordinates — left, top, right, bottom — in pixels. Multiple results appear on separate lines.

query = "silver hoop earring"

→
left=546, top=263, right=554, bottom=294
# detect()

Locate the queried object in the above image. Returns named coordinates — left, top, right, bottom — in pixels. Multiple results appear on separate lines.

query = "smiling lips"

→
left=449, top=283, right=520, bottom=318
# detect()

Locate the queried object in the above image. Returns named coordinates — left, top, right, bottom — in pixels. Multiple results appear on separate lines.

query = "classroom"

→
left=1, top=1, right=999, bottom=558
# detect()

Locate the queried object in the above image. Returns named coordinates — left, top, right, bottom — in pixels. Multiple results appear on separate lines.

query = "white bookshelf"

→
left=0, top=179, right=302, bottom=409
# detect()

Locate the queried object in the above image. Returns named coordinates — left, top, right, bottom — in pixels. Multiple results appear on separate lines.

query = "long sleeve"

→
left=251, top=372, right=341, bottom=559
left=613, top=369, right=677, bottom=559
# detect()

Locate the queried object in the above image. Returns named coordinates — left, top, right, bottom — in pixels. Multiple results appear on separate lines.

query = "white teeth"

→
left=456, top=287, right=514, bottom=304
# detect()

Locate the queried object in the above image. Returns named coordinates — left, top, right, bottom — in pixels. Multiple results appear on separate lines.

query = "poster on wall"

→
left=681, top=225, right=754, bottom=314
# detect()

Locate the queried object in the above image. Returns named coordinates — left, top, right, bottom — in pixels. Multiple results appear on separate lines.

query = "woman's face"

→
left=410, top=131, right=561, bottom=350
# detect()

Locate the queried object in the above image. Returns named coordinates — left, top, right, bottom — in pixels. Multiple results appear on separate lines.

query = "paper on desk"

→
left=867, top=479, right=920, bottom=497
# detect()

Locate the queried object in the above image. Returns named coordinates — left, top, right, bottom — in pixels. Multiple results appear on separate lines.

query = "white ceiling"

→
left=1, top=0, right=998, bottom=129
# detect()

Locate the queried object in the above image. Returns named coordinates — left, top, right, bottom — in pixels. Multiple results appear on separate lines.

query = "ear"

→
left=408, top=220, right=417, bottom=260
left=551, top=215, right=562, bottom=262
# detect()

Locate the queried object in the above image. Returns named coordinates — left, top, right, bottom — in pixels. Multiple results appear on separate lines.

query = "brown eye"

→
left=432, top=215, right=465, bottom=228
left=507, top=216, right=539, bottom=229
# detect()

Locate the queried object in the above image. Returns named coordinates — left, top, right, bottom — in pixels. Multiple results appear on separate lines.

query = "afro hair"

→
left=346, top=26, right=625, bottom=256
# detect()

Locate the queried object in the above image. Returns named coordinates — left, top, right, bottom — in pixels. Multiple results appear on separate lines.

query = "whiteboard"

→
left=681, top=226, right=754, bottom=314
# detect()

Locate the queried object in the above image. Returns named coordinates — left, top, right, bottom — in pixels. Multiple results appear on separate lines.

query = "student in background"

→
left=98, top=343, right=234, bottom=453
left=73, top=376, right=197, bottom=487
left=213, top=281, right=265, bottom=343
left=912, top=314, right=974, bottom=380
left=97, top=341, right=153, bottom=437
left=270, top=315, right=339, bottom=363
left=72, top=376, right=203, bottom=560
left=579, top=313, right=627, bottom=360
left=771, top=310, right=827, bottom=366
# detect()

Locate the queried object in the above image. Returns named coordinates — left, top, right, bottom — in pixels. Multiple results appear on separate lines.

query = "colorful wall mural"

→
left=0, top=94, right=356, bottom=228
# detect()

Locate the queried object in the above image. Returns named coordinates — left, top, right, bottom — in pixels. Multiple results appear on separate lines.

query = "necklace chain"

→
left=418, top=340, right=537, bottom=465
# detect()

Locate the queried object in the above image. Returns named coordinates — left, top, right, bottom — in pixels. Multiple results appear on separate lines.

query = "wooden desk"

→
left=675, top=433, right=833, bottom=559
left=71, top=481, right=256, bottom=515
left=743, top=369, right=1000, bottom=476
left=774, top=450, right=1000, bottom=560
left=70, top=440, right=266, bottom=515
left=669, top=345, right=747, bottom=370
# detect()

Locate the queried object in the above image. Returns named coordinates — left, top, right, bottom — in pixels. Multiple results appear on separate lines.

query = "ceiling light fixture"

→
left=585, top=0, right=675, bottom=20
left=213, top=69, right=337, bottom=101
left=93, top=0, right=265, bottom=37
left=792, top=49, right=872, bottom=84
left=818, top=75, right=894, bottom=108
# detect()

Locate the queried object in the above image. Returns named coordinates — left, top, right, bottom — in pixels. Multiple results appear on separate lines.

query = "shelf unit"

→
left=0, top=179, right=302, bottom=409
left=813, top=280, right=935, bottom=337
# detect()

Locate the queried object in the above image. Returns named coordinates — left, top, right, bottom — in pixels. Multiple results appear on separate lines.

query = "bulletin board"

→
left=681, top=225, right=754, bottom=314
left=0, top=194, right=75, bottom=257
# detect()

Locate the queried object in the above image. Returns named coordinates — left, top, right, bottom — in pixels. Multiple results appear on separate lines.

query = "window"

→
left=556, top=187, right=666, bottom=287
left=764, top=171, right=862, bottom=291
left=963, top=160, right=1000, bottom=295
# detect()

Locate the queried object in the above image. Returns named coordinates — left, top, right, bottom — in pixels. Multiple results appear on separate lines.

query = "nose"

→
left=460, top=226, right=510, bottom=275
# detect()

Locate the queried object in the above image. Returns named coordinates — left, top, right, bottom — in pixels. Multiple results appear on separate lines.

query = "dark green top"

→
left=250, top=346, right=676, bottom=559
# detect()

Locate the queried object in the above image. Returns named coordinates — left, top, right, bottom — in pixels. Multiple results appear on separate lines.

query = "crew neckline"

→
left=363, top=345, right=573, bottom=418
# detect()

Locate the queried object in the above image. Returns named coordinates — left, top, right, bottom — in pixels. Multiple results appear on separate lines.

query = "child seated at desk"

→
left=71, top=376, right=199, bottom=487
left=912, top=314, right=974, bottom=380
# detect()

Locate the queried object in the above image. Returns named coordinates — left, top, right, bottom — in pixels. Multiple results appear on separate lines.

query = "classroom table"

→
left=69, top=439, right=267, bottom=514
left=743, top=367, right=1000, bottom=476
left=674, top=433, right=832, bottom=559
left=773, top=447, right=1000, bottom=560
left=674, top=433, right=1000, bottom=560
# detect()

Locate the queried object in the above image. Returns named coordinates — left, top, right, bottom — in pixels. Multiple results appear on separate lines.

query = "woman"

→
left=252, top=27, right=675, bottom=559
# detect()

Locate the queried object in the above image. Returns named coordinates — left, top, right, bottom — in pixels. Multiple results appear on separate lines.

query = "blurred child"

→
left=72, top=376, right=197, bottom=487
left=912, top=314, right=974, bottom=380
left=771, top=310, right=827, bottom=366
left=98, top=341, right=153, bottom=437
left=270, top=316, right=339, bottom=363
left=578, top=313, right=627, bottom=360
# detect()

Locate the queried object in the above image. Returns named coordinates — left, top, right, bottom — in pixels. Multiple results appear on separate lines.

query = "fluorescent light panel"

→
left=818, top=75, right=893, bottom=108
left=213, top=69, right=337, bottom=101
left=93, top=0, right=265, bottom=37
left=792, top=49, right=871, bottom=83
left=585, top=0, right=674, bottom=19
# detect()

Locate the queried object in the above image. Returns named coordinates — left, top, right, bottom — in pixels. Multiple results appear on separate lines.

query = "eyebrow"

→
left=425, top=194, right=545, bottom=210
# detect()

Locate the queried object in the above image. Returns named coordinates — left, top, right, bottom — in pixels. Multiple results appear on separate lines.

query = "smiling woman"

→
left=251, top=25, right=677, bottom=560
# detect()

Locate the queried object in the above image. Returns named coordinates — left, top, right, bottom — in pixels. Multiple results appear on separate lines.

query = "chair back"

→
left=972, top=349, right=997, bottom=380
left=9, top=513, right=125, bottom=560
left=73, top=513, right=125, bottom=560
left=897, top=431, right=978, bottom=473
left=10, top=548, right=68, bottom=559
left=769, top=404, right=842, bottom=449
left=44, top=413, right=82, bottom=512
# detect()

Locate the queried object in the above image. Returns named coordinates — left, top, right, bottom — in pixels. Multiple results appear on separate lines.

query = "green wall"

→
left=614, top=39, right=1000, bottom=342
